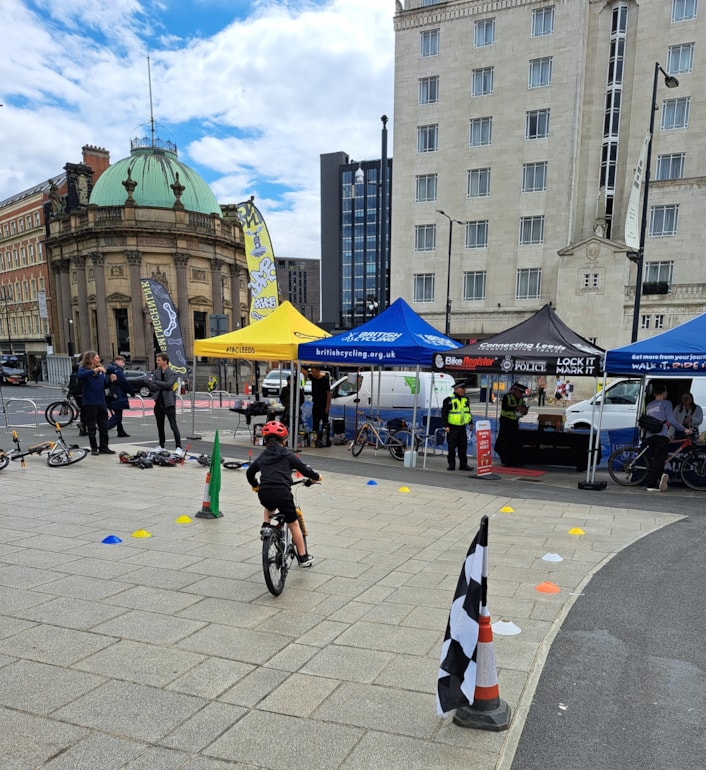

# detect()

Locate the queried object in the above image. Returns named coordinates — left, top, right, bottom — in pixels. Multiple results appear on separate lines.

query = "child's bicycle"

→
left=607, top=434, right=706, bottom=490
left=260, top=478, right=318, bottom=596
left=7, top=423, right=88, bottom=467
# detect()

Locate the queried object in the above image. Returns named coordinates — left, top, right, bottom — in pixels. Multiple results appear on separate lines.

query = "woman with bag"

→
left=76, top=351, right=115, bottom=456
left=672, top=392, right=703, bottom=440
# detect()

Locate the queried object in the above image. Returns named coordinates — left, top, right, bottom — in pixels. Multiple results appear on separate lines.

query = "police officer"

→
left=494, top=382, right=529, bottom=466
left=442, top=380, right=473, bottom=471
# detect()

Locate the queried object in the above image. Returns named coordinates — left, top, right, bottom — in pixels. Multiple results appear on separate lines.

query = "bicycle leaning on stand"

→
left=6, top=423, right=88, bottom=467
left=607, top=434, right=706, bottom=490
left=261, top=478, right=318, bottom=596
left=45, top=384, right=82, bottom=428
left=351, top=414, right=419, bottom=461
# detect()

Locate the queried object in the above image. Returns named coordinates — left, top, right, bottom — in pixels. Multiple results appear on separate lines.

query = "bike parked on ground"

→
left=6, top=423, right=88, bottom=467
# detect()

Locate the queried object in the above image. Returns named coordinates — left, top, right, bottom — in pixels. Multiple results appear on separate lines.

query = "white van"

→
left=330, top=370, right=456, bottom=411
left=564, top=376, right=706, bottom=431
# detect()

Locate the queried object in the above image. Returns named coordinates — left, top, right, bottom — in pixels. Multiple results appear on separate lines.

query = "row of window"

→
left=413, top=205, right=679, bottom=252
left=0, top=276, right=46, bottom=302
left=411, top=261, right=677, bottom=304
left=419, top=1, right=696, bottom=57
left=1, top=213, right=42, bottom=238
left=0, top=315, right=49, bottom=337
left=0, top=242, right=43, bottom=270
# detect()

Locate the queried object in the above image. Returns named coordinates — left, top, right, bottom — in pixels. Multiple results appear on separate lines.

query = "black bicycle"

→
left=261, top=479, right=317, bottom=596
left=607, top=435, right=706, bottom=490
left=45, top=384, right=81, bottom=428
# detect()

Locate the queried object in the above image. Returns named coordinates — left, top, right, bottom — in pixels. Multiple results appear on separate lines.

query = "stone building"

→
left=44, top=136, right=248, bottom=367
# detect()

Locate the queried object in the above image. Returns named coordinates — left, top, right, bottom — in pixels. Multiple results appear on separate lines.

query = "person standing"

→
left=564, top=379, right=574, bottom=403
left=76, top=350, right=115, bottom=456
left=537, top=375, right=546, bottom=407
left=149, top=352, right=184, bottom=456
left=643, top=383, right=692, bottom=492
left=280, top=375, right=305, bottom=431
left=106, top=355, right=136, bottom=437
left=672, top=392, right=703, bottom=440
left=442, top=381, right=473, bottom=471
left=308, top=366, right=331, bottom=447
left=494, top=382, right=529, bottom=467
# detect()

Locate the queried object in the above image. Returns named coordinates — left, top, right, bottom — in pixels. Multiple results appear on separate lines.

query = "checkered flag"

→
left=436, top=515, right=488, bottom=717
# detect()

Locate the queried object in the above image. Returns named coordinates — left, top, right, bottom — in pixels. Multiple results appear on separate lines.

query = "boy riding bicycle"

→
left=245, top=421, right=321, bottom=567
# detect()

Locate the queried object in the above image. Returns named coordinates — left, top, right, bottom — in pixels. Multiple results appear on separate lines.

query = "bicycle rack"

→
left=3, top=398, right=41, bottom=432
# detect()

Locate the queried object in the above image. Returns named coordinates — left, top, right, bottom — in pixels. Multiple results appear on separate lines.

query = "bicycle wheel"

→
left=680, top=448, right=706, bottom=490
left=47, top=446, right=88, bottom=467
left=262, top=531, right=286, bottom=596
left=45, top=400, right=78, bottom=428
left=0, top=453, right=9, bottom=471
left=388, top=429, right=417, bottom=460
left=222, top=460, right=244, bottom=469
left=351, top=425, right=370, bottom=457
left=607, top=445, right=648, bottom=486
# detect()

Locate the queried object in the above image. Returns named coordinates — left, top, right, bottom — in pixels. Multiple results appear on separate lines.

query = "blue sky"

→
left=0, top=0, right=395, bottom=260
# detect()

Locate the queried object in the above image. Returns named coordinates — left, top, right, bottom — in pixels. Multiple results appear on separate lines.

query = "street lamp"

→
left=436, top=209, right=466, bottom=337
left=630, top=61, right=679, bottom=343
left=1, top=288, right=13, bottom=355
left=66, top=318, right=74, bottom=357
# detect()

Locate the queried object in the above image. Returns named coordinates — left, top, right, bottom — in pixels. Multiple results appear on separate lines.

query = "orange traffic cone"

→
left=195, top=469, right=223, bottom=519
left=453, top=611, right=512, bottom=731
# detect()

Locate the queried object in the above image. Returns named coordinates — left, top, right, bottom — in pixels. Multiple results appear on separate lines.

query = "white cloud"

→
left=0, top=0, right=395, bottom=259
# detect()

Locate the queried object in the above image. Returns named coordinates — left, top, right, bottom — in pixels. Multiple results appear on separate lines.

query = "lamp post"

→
left=378, top=115, right=389, bottom=313
left=66, top=318, right=74, bottom=357
left=1, top=288, right=13, bottom=355
left=436, top=209, right=465, bottom=337
left=630, top=61, right=679, bottom=343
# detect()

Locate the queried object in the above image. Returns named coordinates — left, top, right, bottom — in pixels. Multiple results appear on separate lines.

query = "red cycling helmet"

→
left=261, top=420, right=289, bottom=439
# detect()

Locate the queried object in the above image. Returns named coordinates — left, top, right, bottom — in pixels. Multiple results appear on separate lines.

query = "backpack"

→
left=638, top=414, right=665, bottom=433
left=68, top=372, right=82, bottom=397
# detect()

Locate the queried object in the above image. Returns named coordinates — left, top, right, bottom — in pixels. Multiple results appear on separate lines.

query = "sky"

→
left=0, top=0, right=395, bottom=260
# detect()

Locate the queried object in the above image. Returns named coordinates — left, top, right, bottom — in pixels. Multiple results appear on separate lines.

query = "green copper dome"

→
left=90, top=139, right=221, bottom=216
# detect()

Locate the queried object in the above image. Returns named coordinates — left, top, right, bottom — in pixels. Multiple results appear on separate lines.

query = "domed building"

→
left=44, top=137, right=247, bottom=367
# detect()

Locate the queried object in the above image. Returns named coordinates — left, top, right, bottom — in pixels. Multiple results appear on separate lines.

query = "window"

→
left=467, top=168, right=491, bottom=198
left=465, top=220, right=489, bottom=248
left=661, top=97, right=690, bottom=129
left=26, top=215, right=32, bottom=229
left=668, top=43, right=694, bottom=73
left=419, top=76, right=439, bottom=106
left=645, top=261, right=674, bottom=284
left=529, top=57, right=552, bottom=88
left=522, top=161, right=547, bottom=192
left=583, top=273, right=599, bottom=288
left=516, top=268, right=541, bottom=299
left=416, top=174, right=437, bottom=202
left=29, top=244, right=35, bottom=262
left=519, top=216, right=544, bottom=244
left=654, top=315, right=665, bottom=330
left=656, top=153, right=685, bottom=180
left=649, top=205, right=679, bottom=236
left=422, top=0, right=440, bottom=5
left=472, top=67, right=494, bottom=96
left=417, top=124, right=439, bottom=152
left=469, top=116, right=492, bottom=146
left=420, top=29, right=440, bottom=57
left=34, top=212, right=40, bottom=226
left=640, top=314, right=651, bottom=330
left=20, top=246, right=26, bottom=265
left=414, top=224, right=436, bottom=251
left=526, top=108, right=550, bottom=139
left=463, top=271, right=486, bottom=301
left=18, top=219, right=24, bottom=232
left=475, top=18, right=495, bottom=47
left=672, top=0, right=698, bottom=22
left=532, top=6, right=555, bottom=36
left=413, top=273, right=435, bottom=302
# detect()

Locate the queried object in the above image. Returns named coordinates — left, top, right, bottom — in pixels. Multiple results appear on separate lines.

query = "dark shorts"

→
left=257, top=487, right=297, bottom=524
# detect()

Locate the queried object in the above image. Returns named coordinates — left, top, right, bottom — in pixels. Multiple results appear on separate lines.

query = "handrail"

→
left=4, top=398, right=40, bottom=431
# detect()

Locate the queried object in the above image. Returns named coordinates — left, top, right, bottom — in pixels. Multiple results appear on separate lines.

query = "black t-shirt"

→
left=310, top=374, right=330, bottom=407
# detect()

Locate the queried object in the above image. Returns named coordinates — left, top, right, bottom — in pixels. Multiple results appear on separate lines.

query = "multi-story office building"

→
left=391, top=0, right=705, bottom=348
left=275, top=257, right=321, bottom=323
left=320, top=151, right=392, bottom=330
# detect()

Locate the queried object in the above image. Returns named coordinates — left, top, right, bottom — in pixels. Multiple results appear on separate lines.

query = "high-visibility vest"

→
left=447, top=396, right=472, bottom=426
left=501, top=393, right=523, bottom=420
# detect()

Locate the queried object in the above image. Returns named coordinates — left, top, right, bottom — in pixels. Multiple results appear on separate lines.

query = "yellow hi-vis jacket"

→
left=501, top=393, right=524, bottom=420
left=447, top=396, right=472, bottom=426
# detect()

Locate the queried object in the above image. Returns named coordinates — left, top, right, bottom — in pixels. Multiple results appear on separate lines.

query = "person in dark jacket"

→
left=245, top=421, right=321, bottom=567
left=494, top=382, right=529, bottom=467
left=149, top=352, right=184, bottom=455
left=280, top=375, right=305, bottom=431
left=106, top=355, right=136, bottom=437
left=76, top=350, right=115, bottom=456
left=643, top=383, right=693, bottom=492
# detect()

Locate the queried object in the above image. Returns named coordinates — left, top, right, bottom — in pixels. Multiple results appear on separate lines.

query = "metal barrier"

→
left=210, top=390, right=233, bottom=409
left=3, top=398, right=41, bottom=431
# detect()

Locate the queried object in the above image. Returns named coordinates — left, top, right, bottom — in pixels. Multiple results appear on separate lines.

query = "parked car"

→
left=0, top=357, right=28, bottom=385
left=123, top=369, right=153, bottom=397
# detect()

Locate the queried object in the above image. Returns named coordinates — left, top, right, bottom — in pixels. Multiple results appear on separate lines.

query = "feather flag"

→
left=436, top=515, right=488, bottom=717
left=208, top=430, right=222, bottom=518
